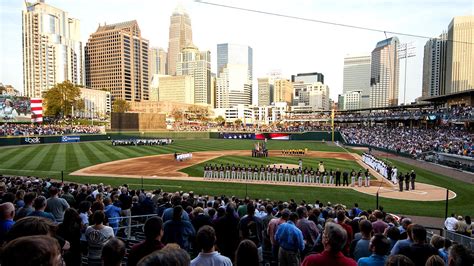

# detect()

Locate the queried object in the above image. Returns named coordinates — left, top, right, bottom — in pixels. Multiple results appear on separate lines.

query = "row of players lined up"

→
left=362, top=153, right=417, bottom=191
left=111, top=138, right=173, bottom=146
left=203, top=164, right=372, bottom=186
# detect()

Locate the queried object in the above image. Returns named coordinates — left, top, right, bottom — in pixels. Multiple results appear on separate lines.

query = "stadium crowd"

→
left=342, top=126, right=474, bottom=158
left=0, top=124, right=103, bottom=136
left=0, top=175, right=472, bottom=266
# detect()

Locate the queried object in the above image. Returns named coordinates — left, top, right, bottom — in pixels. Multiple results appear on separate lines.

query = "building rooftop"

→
left=96, top=20, right=138, bottom=32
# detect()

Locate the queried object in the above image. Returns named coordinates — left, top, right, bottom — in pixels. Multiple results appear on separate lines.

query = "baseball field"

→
left=0, top=138, right=471, bottom=218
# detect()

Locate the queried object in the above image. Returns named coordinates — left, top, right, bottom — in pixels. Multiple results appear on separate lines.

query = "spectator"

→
left=275, top=212, right=305, bottom=266
left=0, top=235, right=62, bottom=266
left=447, top=244, right=473, bottom=266
left=78, top=200, right=92, bottom=229
left=0, top=202, right=15, bottom=244
left=296, top=206, right=319, bottom=257
left=444, top=214, right=458, bottom=231
left=385, top=225, right=400, bottom=250
left=235, top=239, right=259, bottom=266
left=438, top=238, right=451, bottom=265
left=238, top=202, right=263, bottom=247
left=28, top=196, right=55, bottom=222
left=57, top=208, right=82, bottom=266
left=301, top=222, right=356, bottom=266
left=128, top=217, right=165, bottom=266
left=45, top=186, right=70, bottom=222
left=85, top=210, right=115, bottom=266
left=384, top=254, right=415, bottom=266
left=191, top=225, right=232, bottom=266
left=454, top=215, right=468, bottom=235
left=337, top=210, right=354, bottom=256
left=425, top=255, right=445, bottom=266
left=357, top=234, right=390, bottom=266
left=465, top=215, right=473, bottom=237
left=14, top=192, right=36, bottom=221
left=398, top=218, right=412, bottom=239
left=391, top=224, right=414, bottom=255
left=214, top=204, right=240, bottom=260
left=137, top=243, right=190, bottom=266
left=351, top=219, right=373, bottom=261
left=191, top=206, right=212, bottom=233
left=101, top=238, right=126, bottom=266
left=162, top=205, right=195, bottom=251
left=103, top=197, right=121, bottom=235
left=5, top=216, right=56, bottom=242
left=60, top=185, right=76, bottom=207
left=398, top=224, right=437, bottom=266
left=268, top=209, right=290, bottom=262
left=162, top=195, right=188, bottom=222
left=371, top=210, right=388, bottom=234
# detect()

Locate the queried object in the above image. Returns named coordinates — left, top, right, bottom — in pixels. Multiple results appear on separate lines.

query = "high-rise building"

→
left=85, top=20, right=149, bottom=101
left=422, top=34, right=447, bottom=97
left=216, top=44, right=253, bottom=108
left=291, top=72, right=324, bottom=84
left=167, top=5, right=193, bottom=76
left=22, top=1, right=83, bottom=98
left=339, top=91, right=362, bottom=110
left=158, top=75, right=194, bottom=104
left=257, top=78, right=273, bottom=106
left=343, top=55, right=371, bottom=108
left=370, top=37, right=400, bottom=108
left=274, top=79, right=293, bottom=105
left=446, top=16, right=474, bottom=94
left=176, top=44, right=211, bottom=105
left=149, top=47, right=167, bottom=75
left=292, top=81, right=330, bottom=110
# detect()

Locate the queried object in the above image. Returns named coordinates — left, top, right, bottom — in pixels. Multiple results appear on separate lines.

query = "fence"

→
left=426, top=227, right=474, bottom=251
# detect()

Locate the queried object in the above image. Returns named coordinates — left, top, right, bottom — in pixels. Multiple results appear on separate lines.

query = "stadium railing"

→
left=426, top=227, right=474, bottom=250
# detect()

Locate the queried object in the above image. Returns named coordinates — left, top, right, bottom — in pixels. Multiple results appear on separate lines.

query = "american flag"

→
left=31, top=98, right=43, bottom=123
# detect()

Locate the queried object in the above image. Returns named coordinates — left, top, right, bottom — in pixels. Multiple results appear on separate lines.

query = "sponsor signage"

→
left=61, top=136, right=81, bottom=143
left=219, top=133, right=255, bottom=139
left=21, top=137, right=43, bottom=145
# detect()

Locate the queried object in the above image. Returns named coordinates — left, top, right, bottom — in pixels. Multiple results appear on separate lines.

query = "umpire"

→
left=410, top=170, right=416, bottom=190
left=397, top=173, right=404, bottom=192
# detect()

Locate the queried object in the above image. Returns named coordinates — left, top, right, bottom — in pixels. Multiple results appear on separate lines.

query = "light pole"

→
left=91, top=106, right=94, bottom=126
left=398, top=42, right=416, bottom=105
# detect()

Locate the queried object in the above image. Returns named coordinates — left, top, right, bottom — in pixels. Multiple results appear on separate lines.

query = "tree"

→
left=234, top=119, right=243, bottom=126
left=215, top=116, right=225, bottom=126
left=112, top=99, right=130, bottom=113
left=43, top=80, right=81, bottom=117
left=73, top=98, right=85, bottom=117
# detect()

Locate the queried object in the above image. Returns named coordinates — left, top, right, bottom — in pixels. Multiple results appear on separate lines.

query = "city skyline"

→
left=1, top=0, right=473, bottom=103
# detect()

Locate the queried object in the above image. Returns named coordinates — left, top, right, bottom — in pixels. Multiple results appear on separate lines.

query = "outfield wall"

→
left=0, top=131, right=343, bottom=146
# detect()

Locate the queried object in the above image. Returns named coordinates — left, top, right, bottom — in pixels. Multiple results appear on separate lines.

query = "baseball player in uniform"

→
left=213, top=164, right=219, bottom=179
left=236, top=165, right=242, bottom=180
left=322, top=171, right=327, bottom=185
left=219, top=164, right=225, bottom=179
left=278, top=166, right=284, bottom=182
left=284, top=167, right=290, bottom=182
left=247, top=165, right=253, bottom=181
left=225, top=164, right=231, bottom=179
left=290, top=168, right=296, bottom=183
left=241, top=165, right=247, bottom=180
left=297, top=168, right=303, bottom=183
left=259, top=165, right=265, bottom=181
left=231, top=164, right=236, bottom=179
left=271, top=165, right=277, bottom=182
left=253, top=165, right=259, bottom=180
left=358, top=170, right=363, bottom=187
left=351, top=169, right=356, bottom=187
left=329, top=170, right=334, bottom=185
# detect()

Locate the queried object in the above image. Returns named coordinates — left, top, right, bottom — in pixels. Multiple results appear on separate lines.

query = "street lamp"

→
left=91, top=106, right=94, bottom=126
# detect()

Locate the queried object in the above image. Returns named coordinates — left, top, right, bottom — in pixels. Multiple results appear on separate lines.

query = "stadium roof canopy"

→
left=420, top=89, right=474, bottom=107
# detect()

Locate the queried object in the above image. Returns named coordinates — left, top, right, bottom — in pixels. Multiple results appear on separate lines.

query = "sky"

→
left=0, top=0, right=473, bottom=104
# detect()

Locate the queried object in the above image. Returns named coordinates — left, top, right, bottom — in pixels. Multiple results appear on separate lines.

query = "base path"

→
left=71, top=150, right=454, bottom=201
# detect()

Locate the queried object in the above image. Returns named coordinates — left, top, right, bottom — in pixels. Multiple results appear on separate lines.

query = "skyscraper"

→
left=369, top=37, right=400, bottom=108
left=274, top=79, right=293, bottom=104
left=149, top=47, right=167, bottom=75
left=216, top=44, right=253, bottom=108
left=85, top=20, right=149, bottom=101
left=176, top=44, right=211, bottom=105
left=167, top=5, right=193, bottom=76
left=446, top=16, right=474, bottom=94
left=257, top=78, right=273, bottom=106
left=422, top=34, right=447, bottom=97
left=22, top=0, right=83, bottom=98
left=291, top=72, right=324, bottom=84
left=343, top=55, right=371, bottom=108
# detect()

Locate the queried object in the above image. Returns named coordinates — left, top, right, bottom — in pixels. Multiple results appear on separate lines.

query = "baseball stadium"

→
left=1, top=1, right=473, bottom=265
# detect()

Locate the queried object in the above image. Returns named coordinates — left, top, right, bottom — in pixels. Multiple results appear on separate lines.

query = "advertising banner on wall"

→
left=255, top=133, right=290, bottom=140
left=219, top=133, right=256, bottom=139
left=61, top=136, right=81, bottom=143
left=20, top=137, right=44, bottom=145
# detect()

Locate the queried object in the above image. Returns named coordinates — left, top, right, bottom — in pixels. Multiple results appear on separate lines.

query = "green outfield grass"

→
left=0, top=139, right=471, bottom=218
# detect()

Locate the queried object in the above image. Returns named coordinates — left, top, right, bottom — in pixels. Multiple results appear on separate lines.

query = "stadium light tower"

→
left=398, top=42, right=416, bottom=105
